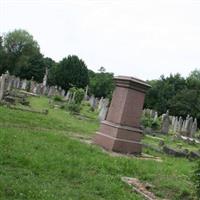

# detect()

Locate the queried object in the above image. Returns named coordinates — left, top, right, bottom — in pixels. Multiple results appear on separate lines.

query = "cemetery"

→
left=0, top=70, right=200, bottom=200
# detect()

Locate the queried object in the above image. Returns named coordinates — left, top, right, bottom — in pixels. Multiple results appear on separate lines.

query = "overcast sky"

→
left=1, top=0, right=200, bottom=80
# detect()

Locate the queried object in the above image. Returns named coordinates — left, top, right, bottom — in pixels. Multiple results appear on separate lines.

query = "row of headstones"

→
left=88, top=95, right=109, bottom=121
left=161, top=111, right=198, bottom=137
left=143, top=109, right=158, bottom=122
left=0, top=72, right=66, bottom=101
left=143, top=109, right=198, bottom=137
left=171, top=115, right=197, bottom=138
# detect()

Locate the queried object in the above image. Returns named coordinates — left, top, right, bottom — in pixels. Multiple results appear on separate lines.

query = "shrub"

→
left=140, top=116, right=161, bottom=130
left=53, top=95, right=63, bottom=102
left=69, top=87, right=84, bottom=105
left=74, top=88, right=84, bottom=104
left=66, top=102, right=81, bottom=114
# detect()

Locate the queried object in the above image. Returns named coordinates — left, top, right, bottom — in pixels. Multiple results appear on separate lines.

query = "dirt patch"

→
left=122, top=177, right=166, bottom=200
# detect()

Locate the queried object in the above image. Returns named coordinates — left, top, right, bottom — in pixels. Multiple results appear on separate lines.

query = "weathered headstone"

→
left=161, top=111, right=170, bottom=134
left=190, top=118, right=197, bottom=137
left=94, top=76, right=151, bottom=154
left=42, top=68, right=48, bottom=87
left=186, top=116, right=193, bottom=137
left=177, top=116, right=183, bottom=133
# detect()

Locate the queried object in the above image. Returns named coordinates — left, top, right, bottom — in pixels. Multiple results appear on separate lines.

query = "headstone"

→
left=173, top=117, right=178, bottom=133
left=94, top=76, right=151, bottom=154
left=171, top=116, right=176, bottom=126
left=89, top=95, right=96, bottom=109
left=161, top=111, right=170, bottom=134
left=84, top=85, right=89, bottom=100
left=190, top=118, right=197, bottom=137
left=177, top=116, right=183, bottom=133
left=98, top=97, right=104, bottom=111
left=61, top=89, right=65, bottom=97
left=98, top=99, right=109, bottom=121
left=181, top=120, right=186, bottom=135
left=186, top=117, right=193, bottom=137
left=42, top=68, right=48, bottom=87
left=65, top=91, right=71, bottom=100
left=21, top=79, right=27, bottom=90
left=0, top=73, right=7, bottom=100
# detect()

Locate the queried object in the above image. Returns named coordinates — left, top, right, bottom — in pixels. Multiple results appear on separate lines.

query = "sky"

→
left=1, top=0, right=200, bottom=80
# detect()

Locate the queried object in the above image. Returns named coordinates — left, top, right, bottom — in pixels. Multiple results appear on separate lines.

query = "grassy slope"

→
left=0, top=97, right=196, bottom=200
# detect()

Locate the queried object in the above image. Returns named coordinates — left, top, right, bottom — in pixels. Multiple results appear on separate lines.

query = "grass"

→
left=0, top=96, right=197, bottom=199
left=143, top=133, right=200, bottom=152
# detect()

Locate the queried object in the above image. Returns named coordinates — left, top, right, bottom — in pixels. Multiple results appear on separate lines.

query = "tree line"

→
left=145, top=70, right=200, bottom=124
left=1, top=29, right=200, bottom=123
left=0, top=29, right=114, bottom=98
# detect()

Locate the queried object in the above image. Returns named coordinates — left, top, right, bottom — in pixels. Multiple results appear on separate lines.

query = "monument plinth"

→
left=94, top=76, right=151, bottom=154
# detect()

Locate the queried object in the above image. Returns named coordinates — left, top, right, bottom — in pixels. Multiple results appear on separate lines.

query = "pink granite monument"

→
left=94, top=76, right=151, bottom=154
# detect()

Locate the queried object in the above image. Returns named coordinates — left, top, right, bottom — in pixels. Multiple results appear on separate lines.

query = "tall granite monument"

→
left=94, top=76, right=151, bottom=154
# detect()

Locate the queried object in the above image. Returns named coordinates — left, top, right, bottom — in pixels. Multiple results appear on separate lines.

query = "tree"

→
left=89, top=68, right=114, bottom=98
left=3, top=29, right=42, bottom=80
left=0, top=36, right=7, bottom=74
left=56, top=55, right=89, bottom=90
left=144, top=73, right=187, bottom=114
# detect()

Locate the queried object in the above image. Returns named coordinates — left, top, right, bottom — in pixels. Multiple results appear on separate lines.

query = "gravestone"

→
left=186, top=117, right=193, bottom=137
left=171, top=116, right=176, bottom=126
left=42, top=68, right=48, bottom=87
left=173, top=117, right=178, bottom=133
left=21, top=79, right=27, bottom=90
left=98, top=97, right=104, bottom=111
left=84, top=85, right=89, bottom=100
left=94, top=76, right=151, bottom=154
left=161, top=111, right=170, bottom=134
left=98, top=99, right=109, bottom=121
left=61, top=89, right=65, bottom=97
left=177, top=116, right=183, bottom=133
left=181, top=120, right=186, bottom=135
left=153, top=112, right=158, bottom=122
left=89, top=95, right=96, bottom=109
left=65, top=91, right=71, bottom=100
left=190, top=118, right=197, bottom=137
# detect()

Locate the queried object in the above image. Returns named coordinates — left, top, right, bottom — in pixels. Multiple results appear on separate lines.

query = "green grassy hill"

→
left=0, top=97, right=196, bottom=200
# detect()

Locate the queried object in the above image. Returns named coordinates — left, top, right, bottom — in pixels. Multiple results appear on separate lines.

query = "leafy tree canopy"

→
left=89, top=67, right=114, bottom=98
left=55, top=55, right=89, bottom=90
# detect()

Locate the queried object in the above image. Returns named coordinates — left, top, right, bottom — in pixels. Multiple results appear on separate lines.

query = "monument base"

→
left=93, top=120, right=143, bottom=154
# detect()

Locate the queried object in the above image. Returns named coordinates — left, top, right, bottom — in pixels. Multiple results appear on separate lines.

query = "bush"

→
left=66, top=102, right=81, bottom=114
left=192, top=160, right=200, bottom=199
left=69, top=87, right=84, bottom=105
left=74, top=88, right=84, bottom=104
left=53, top=95, right=63, bottom=102
left=140, top=116, right=161, bottom=130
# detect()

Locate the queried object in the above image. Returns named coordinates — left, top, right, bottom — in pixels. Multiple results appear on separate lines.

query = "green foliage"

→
left=66, top=102, right=81, bottom=114
left=141, top=115, right=161, bottom=130
left=193, top=160, right=200, bottom=198
left=56, top=55, right=89, bottom=90
left=3, top=29, right=45, bottom=80
left=0, top=96, right=196, bottom=200
left=53, top=95, right=63, bottom=102
left=145, top=73, right=186, bottom=114
left=69, top=87, right=84, bottom=105
left=89, top=68, right=114, bottom=98
left=144, top=72, right=200, bottom=126
left=74, top=88, right=85, bottom=104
